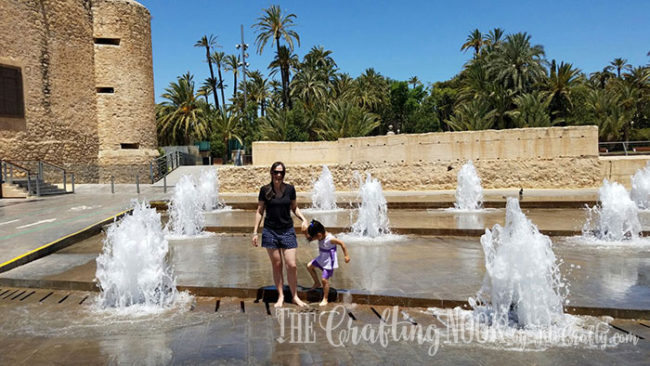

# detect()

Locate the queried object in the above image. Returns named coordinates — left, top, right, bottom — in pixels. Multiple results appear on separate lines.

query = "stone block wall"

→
left=216, top=157, right=602, bottom=193
left=0, top=0, right=158, bottom=183
left=0, top=0, right=100, bottom=182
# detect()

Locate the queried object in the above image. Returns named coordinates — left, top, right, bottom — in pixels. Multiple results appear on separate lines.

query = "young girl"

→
left=305, top=220, right=350, bottom=306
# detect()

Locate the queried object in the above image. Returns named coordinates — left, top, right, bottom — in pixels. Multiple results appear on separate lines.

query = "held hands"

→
left=301, top=220, right=308, bottom=233
left=252, top=233, right=259, bottom=247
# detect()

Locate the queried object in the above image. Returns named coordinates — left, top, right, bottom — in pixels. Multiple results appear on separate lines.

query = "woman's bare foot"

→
left=293, top=296, right=307, bottom=307
left=309, top=282, right=322, bottom=291
left=319, top=299, right=328, bottom=307
left=274, top=296, right=284, bottom=308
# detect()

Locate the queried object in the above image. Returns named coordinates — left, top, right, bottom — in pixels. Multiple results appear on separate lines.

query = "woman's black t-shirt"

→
left=258, top=183, right=296, bottom=230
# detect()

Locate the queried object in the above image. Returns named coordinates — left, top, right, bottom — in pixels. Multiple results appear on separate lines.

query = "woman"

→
left=252, top=161, right=308, bottom=307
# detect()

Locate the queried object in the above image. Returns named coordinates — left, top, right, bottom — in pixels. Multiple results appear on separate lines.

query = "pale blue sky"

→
left=139, top=0, right=650, bottom=102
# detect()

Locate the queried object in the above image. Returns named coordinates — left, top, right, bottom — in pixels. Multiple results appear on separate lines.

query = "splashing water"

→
left=350, top=173, right=391, bottom=238
left=631, top=163, right=650, bottom=209
left=95, top=201, right=178, bottom=309
left=196, top=168, right=225, bottom=211
left=311, top=165, right=338, bottom=210
left=469, top=198, right=568, bottom=328
left=454, top=160, right=484, bottom=211
left=167, top=175, right=205, bottom=236
left=583, top=180, right=641, bottom=241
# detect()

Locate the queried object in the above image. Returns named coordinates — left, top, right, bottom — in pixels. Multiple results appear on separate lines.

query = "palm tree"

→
left=506, top=91, right=552, bottom=127
left=303, top=46, right=337, bottom=71
left=315, top=101, right=380, bottom=140
left=446, top=98, right=496, bottom=131
left=247, top=70, right=270, bottom=116
left=484, top=28, right=505, bottom=48
left=197, top=80, right=213, bottom=104
left=194, top=35, right=220, bottom=109
left=268, top=46, right=300, bottom=109
left=461, top=29, right=483, bottom=55
left=156, top=72, right=209, bottom=145
left=291, top=68, right=328, bottom=109
left=332, top=73, right=354, bottom=99
left=486, top=32, right=546, bottom=95
left=608, top=58, right=631, bottom=78
left=253, top=5, right=301, bottom=109
left=224, top=54, right=240, bottom=100
left=547, top=60, right=581, bottom=122
left=213, top=109, right=243, bottom=162
left=259, top=107, right=291, bottom=141
left=408, top=76, right=422, bottom=89
left=586, top=88, right=631, bottom=141
left=590, top=67, right=615, bottom=89
left=210, top=51, right=227, bottom=109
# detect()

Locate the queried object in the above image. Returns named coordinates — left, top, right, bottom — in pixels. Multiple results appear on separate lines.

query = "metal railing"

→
left=1, top=159, right=74, bottom=196
left=598, top=141, right=650, bottom=156
left=149, top=151, right=197, bottom=183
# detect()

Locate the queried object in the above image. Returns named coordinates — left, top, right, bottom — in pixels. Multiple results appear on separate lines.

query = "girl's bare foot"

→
left=309, top=282, right=322, bottom=291
left=293, top=296, right=307, bottom=307
left=319, top=299, right=328, bottom=307
left=274, top=296, right=284, bottom=308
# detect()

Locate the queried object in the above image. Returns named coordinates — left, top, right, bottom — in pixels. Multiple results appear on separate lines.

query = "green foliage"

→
left=507, top=91, right=552, bottom=128
left=181, top=15, right=650, bottom=144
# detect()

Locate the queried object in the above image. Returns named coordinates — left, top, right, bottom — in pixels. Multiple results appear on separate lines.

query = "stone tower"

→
left=0, top=0, right=158, bottom=183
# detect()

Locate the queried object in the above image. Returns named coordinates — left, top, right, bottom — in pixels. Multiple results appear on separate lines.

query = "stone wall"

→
left=253, top=126, right=598, bottom=166
left=216, top=157, right=602, bottom=193
left=93, top=0, right=159, bottom=182
left=0, top=0, right=157, bottom=183
left=0, top=0, right=100, bottom=181
left=600, top=156, right=650, bottom=188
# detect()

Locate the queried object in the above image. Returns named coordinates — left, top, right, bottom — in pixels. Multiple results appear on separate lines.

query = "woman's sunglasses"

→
left=273, top=170, right=285, bottom=176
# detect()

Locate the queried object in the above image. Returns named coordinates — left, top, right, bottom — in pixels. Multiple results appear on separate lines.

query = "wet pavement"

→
left=0, top=185, right=167, bottom=267
left=204, top=207, right=650, bottom=234
left=3, top=233, right=649, bottom=310
left=0, top=287, right=648, bottom=365
left=0, top=187, right=599, bottom=271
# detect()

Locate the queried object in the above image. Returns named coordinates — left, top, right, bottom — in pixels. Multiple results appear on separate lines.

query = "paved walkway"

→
left=0, top=287, right=647, bottom=365
left=0, top=185, right=167, bottom=266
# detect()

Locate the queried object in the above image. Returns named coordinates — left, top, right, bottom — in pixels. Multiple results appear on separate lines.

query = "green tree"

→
left=210, top=51, right=227, bottom=109
left=547, top=60, right=582, bottom=123
left=291, top=67, right=328, bottom=110
left=224, top=54, right=240, bottom=100
left=461, top=29, right=483, bottom=55
left=212, top=109, right=243, bottom=162
left=486, top=32, right=546, bottom=95
left=507, top=91, right=552, bottom=127
left=446, top=98, right=496, bottom=131
left=316, top=101, right=380, bottom=139
left=156, top=72, right=210, bottom=145
left=253, top=5, right=300, bottom=109
left=194, top=35, right=220, bottom=109
left=607, top=58, right=631, bottom=78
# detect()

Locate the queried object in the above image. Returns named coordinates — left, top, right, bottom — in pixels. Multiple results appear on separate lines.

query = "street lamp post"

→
left=235, top=25, right=250, bottom=113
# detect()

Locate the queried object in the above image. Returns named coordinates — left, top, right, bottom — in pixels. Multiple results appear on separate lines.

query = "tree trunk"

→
left=276, top=37, right=289, bottom=110
left=205, top=46, right=220, bottom=109
left=217, top=65, right=226, bottom=109
left=233, top=74, right=238, bottom=99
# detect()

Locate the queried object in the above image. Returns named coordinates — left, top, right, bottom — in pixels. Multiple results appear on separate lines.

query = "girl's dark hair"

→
left=307, top=219, right=326, bottom=238
left=263, top=161, right=286, bottom=200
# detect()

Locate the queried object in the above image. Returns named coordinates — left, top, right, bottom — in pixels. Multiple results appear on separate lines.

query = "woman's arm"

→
left=330, top=238, right=350, bottom=263
left=252, top=201, right=265, bottom=247
left=291, top=199, right=309, bottom=232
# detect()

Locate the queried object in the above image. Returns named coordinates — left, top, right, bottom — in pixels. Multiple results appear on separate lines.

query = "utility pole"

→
left=236, top=25, right=249, bottom=113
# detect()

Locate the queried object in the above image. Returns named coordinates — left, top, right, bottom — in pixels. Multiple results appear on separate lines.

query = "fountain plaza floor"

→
left=2, top=186, right=650, bottom=364
left=2, top=232, right=649, bottom=312
left=0, top=286, right=649, bottom=365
